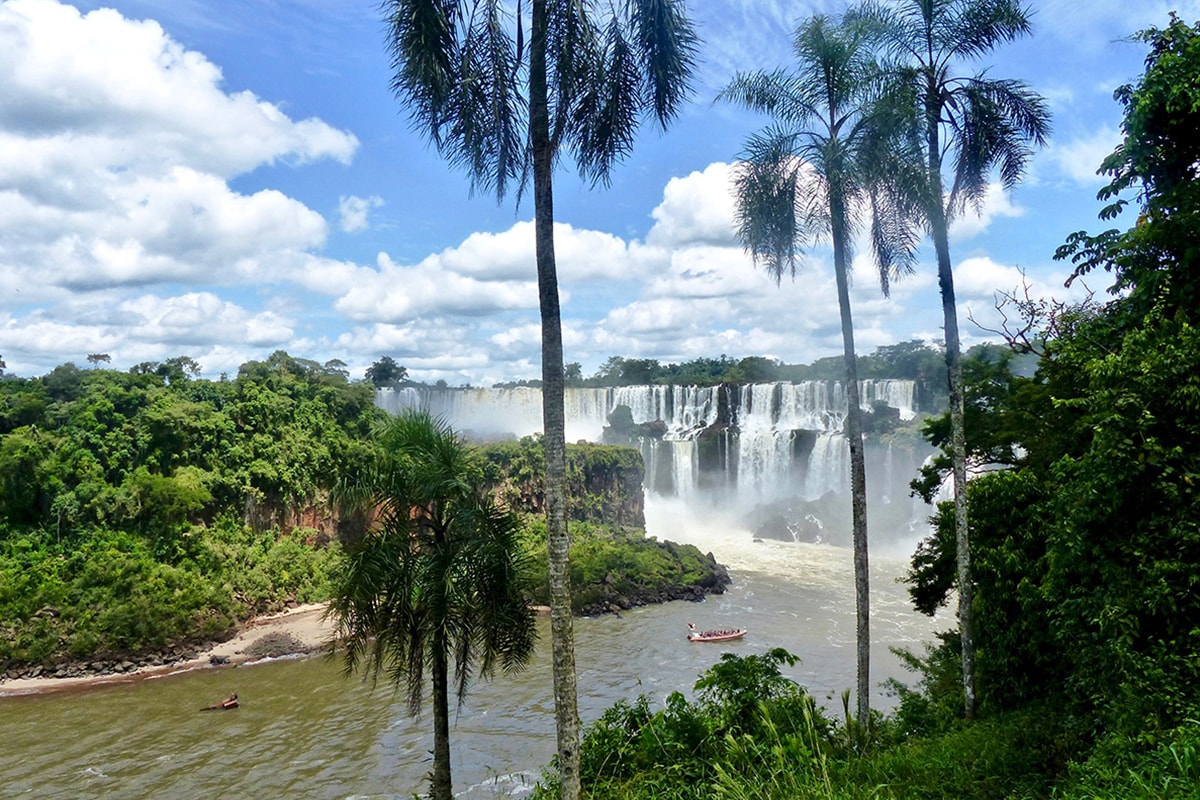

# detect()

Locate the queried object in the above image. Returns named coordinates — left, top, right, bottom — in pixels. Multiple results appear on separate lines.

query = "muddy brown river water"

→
left=0, top=505, right=941, bottom=798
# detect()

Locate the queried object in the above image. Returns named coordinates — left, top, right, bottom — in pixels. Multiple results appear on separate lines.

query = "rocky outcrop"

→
left=576, top=550, right=732, bottom=617
left=2, top=643, right=205, bottom=682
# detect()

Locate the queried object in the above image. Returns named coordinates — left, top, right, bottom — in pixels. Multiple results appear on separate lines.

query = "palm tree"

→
left=852, top=0, right=1050, bottom=719
left=328, top=411, right=536, bottom=800
left=720, top=14, right=918, bottom=727
left=379, top=2, right=697, bottom=794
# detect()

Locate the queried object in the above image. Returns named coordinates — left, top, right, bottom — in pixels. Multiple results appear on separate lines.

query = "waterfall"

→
left=804, top=432, right=850, bottom=500
left=377, top=380, right=933, bottom=540
left=861, top=379, right=917, bottom=420
left=669, top=440, right=699, bottom=505
left=377, top=384, right=733, bottom=443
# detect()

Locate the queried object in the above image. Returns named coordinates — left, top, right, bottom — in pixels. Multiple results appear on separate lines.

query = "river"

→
left=0, top=500, right=941, bottom=799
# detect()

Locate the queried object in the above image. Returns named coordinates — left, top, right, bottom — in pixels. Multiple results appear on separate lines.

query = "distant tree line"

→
left=489, top=340, right=1026, bottom=393
left=3, top=341, right=992, bottom=397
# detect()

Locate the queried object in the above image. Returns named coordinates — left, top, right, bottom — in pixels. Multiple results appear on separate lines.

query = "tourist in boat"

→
left=202, top=693, right=238, bottom=710
left=687, top=622, right=746, bottom=642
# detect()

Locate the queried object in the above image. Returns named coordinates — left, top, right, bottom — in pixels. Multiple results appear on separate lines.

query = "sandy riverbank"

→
left=0, top=603, right=337, bottom=697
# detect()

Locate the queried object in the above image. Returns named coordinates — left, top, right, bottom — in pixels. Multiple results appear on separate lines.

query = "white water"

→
left=378, top=381, right=916, bottom=441
left=378, top=381, right=930, bottom=516
left=806, top=432, right=851, bottom=500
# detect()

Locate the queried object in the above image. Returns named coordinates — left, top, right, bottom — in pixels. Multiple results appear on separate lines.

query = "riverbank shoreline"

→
left=0, top=546, right=727, bottom=699
left=0, top=603, right=336, bottom=698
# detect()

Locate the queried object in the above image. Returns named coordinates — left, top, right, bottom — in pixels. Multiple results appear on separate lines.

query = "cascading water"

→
left=805, top=432, right=850, bottom=499
left=377, top=380, right=934, bottom=546
left=861, top=379, right=916, bottom=421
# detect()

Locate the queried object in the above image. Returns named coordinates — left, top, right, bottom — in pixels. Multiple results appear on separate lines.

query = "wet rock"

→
left=244, top=632, right=307, bottom=660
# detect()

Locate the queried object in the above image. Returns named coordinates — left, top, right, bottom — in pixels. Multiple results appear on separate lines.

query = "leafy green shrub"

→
left=837, top=707, right=1070, bottom=800
left=0, top=522, right=340, bottom=667
left=0, top=528, right=232, bottom=664
left=714, top=710, right=833, bottom=800
left=1058, top=721, right=1200, bottom=799
left=538, top=649, right=829, bottom=800
left=519, top=518, right=718, bottom=612
left=883, top=631, right=965, bottom=742
left=195, top=523, right=341, bottom=614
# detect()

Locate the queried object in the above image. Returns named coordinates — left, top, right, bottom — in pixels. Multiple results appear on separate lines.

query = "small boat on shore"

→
left=687, top=623, right=747, bottom=643
left=201, top=693, right=239, bottom=710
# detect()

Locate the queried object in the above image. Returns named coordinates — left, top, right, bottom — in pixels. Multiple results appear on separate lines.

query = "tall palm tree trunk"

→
left=831, top=196, right=871, bottom=726
left=932, top=213, right=976, bottom=720
left=530, top=1, right=581, bottom=795
left=430, top=638, right=452, bottom=800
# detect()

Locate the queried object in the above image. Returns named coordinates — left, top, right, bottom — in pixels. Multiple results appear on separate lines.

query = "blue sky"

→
left=1, top=0, right=1195, bottom=384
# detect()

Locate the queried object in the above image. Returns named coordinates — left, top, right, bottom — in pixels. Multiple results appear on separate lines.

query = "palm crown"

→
left=853, top=0, right=1050, bottom=223
left=383, top=0, right=698, bottom=198
left=720, top=14, right=920, bottom=293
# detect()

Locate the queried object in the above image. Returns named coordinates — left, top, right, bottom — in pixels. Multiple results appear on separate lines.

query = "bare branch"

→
left=969, top=273, right=1097, bottom=359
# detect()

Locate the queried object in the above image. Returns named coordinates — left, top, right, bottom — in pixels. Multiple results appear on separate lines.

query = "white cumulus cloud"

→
left=950, top=183, right=1027, bottom=240
left=0, top=0, right=355, bottom=301
left=1048, top=126, right=1122, bottom=186
left=646, top=162, right=738, bottom=248
left=0, top=0, right=363, bottom=374
left=338, top=194, right=384, bottom=233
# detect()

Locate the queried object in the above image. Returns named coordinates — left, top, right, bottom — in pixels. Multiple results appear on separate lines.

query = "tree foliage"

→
left=1055, top=13, right=1200, bottom=316
left=329, top=411, right=535, bottom=800
left=0, top=352, right=378, bottom=667
left=906, top=15, right=1200, bottom=739
left=364, top=355, right=408, bottom=388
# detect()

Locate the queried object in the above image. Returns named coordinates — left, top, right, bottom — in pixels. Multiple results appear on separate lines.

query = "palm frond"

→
left=327, top=409, right=534, bottom=717
left=850, top=0, right=933, bottom=65
left=571, top=16, right=643, bottom=185
left=383, top=0, right=460, bottom=138
left=949, top=74, right=1050, bottom=211
left=722, top=10, right=927, bottom=297
left=732, top=129, right=809, bottom=282
left=939, top=0, right=1032, bottom=61
left=628, top=0, right=699, bottom=127
left=383, top=0, right=527, bottom=202
left=868, top=182, right=923, bottom=296
left=383, top=0, right=695, bottom=197
left=555, top=0, right=698, bottom=185
left=718, top=69, right=820, bottom=128
left=850, top=0, right=1048, bottom=232
left=547, top=0, right=600, bottom=152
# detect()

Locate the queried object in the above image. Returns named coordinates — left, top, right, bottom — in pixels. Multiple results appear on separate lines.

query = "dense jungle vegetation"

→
left=491, top=338, right=959, bottom=392
left=0, top=351, right=721, bottom=672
